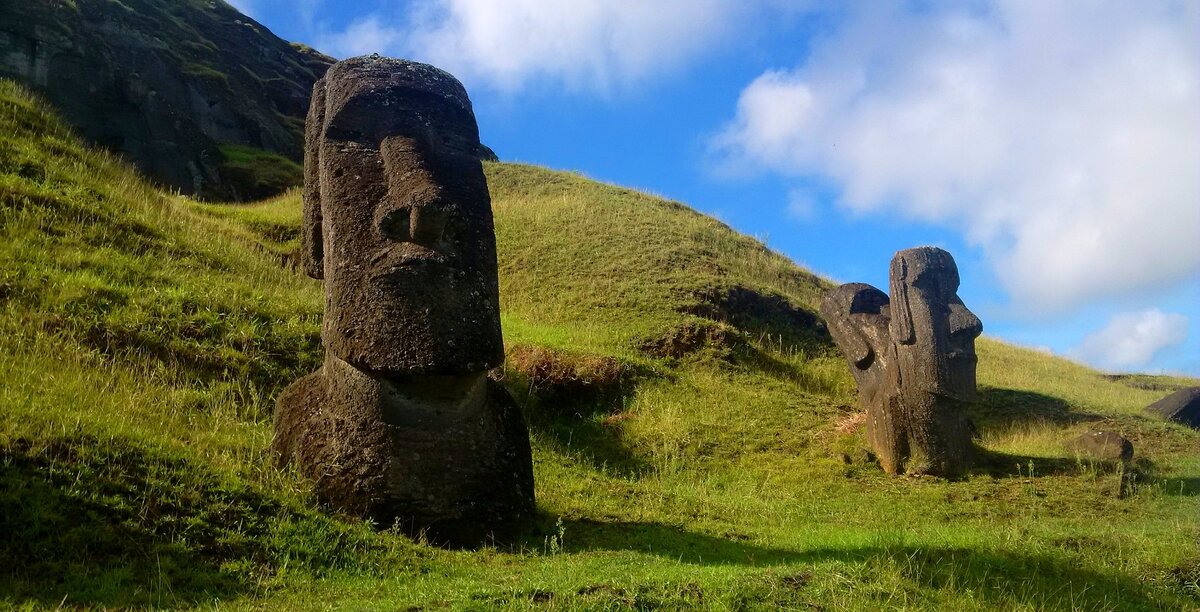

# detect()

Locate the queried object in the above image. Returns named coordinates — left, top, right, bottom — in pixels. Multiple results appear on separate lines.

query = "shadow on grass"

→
left=971, top=387, right=1101, bottom=434
left=972, top=446, right=1200, bottom=498
left=972, top=447, right=1088, bottom=478
left=561, top=519, right=803, bottom=565
left=527, top=414, right=652, bottom=478
left=0, top=433, right=404, bottom=608
left=503, top=361, right=654, bottom=478
left=1158, top=476, right=1200, bottom=496
left=0, top=438, right=257, bottom=607
left=543, top=519, right=1188, bottom=610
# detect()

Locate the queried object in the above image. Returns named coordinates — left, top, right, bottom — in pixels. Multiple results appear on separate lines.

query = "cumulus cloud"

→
left=394, top=0, right=762, bottom=92
left=713, top=1, right=1200, bottom=314
left=1070, top=309, right=1188, bottom=371
left=224, top=0, right=255, bottom=18
left=314, top=15, right=405, bottom=58
left=786, top=188, right=818, bottom=221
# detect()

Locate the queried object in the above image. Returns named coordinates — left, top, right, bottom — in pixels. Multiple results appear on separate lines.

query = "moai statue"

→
left=272, top=55, right=535, bottom=546
left=821, top=247, right=983, bottom=476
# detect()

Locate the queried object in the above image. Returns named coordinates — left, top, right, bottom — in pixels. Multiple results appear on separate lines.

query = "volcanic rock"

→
left=1144, top=387, right=1200, bottom=429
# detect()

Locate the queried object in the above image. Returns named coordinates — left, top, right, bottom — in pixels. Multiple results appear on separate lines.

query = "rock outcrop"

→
left=272, top=56, right=534, bottom=546
left=0, top=0, right=333, bottom=200
left=821, top=247, right=983, bottom=477
left=1145, top=387, right=1200, bottom=429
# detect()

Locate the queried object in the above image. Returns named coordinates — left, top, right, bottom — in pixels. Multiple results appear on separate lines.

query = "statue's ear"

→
left=821, top=283, right=882, bottom=369
left=889, top=254, right=915, bottom=344
left=301, top=77, right=326, bottom=280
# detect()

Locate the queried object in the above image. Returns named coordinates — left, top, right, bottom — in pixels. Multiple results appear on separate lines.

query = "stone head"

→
left=888, top=247, right=982, bottom=400
left=820, top=282, right=893, bottom=398
left=301, top=55, right=503, bottom=374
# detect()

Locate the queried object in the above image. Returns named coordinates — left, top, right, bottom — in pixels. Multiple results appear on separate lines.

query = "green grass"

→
left=2, top=79, right=1198, bottom=609
left=217, top=144, right=304, bottom=202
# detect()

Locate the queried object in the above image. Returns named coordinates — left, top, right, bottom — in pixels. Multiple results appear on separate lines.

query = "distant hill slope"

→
left=2, top=81, right=1198, bottom=609
left=0, top=0, right=332, bottom=200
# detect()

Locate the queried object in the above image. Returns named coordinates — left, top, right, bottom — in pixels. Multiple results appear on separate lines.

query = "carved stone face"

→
left=302, top=56, right=503, bottom=374
left=889, top=247, right=982, bottom=400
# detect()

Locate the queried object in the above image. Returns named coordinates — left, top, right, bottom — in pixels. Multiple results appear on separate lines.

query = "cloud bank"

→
left=1070, top=309, right=1188, bottom=371
left=316, top=15, right=404, bottom=59
left=316, top=0, right=763, bottom=93
left=713, top=1, right=1200, bottom=314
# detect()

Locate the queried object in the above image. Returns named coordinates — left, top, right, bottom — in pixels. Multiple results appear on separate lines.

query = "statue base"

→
left=272, top=356, right=536, bottom=547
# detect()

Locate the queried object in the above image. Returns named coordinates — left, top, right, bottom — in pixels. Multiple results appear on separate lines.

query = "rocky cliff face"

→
left=0, top=0, right=333, bottom=200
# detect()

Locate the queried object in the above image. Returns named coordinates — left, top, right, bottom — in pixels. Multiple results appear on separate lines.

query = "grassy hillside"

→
left=2, top=80, right=1198, bottom=610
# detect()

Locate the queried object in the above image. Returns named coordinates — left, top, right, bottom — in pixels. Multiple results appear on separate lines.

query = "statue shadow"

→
left=520, top=518, right=1180, bottom=609
left=970, top=387, right=1102, bottom=433
left=1125, top=461, right=1200, bottom=498
left=1158, top=477, right=1200, bottom=497
left=0, top=439, right=257, bottom=608
left=970, top=451, right=1200, bottom=501
left=504, top=372, right=653, bottom=478
left=971, top=447, right=1088, bottom=478
left=526, top=409, right=652, bottom=478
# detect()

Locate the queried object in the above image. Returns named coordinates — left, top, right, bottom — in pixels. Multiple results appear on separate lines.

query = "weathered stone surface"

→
left=274, top=361, right=534, bottom=543
left=0, top=0, right=332, bottom=200
left=821, top=247, right=983, bottom=477
left=274, top=56, right=534, bottom=546
left=1144, top=387, right=1200, bottom=429
left=305, top=56, right=503, bottom=374
left=1066, top=431, right=1134, bottom=462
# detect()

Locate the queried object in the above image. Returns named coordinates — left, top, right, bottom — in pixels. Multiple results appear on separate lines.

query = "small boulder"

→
left=1066, top=431, right=1133, bottom=462
left=1144, top=387, right=1200, bottom=429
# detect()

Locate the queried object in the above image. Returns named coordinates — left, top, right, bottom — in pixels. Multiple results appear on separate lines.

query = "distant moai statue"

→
left=272, top=55, right=535, bottom=546
left=821, top=247, right=983, bottom=476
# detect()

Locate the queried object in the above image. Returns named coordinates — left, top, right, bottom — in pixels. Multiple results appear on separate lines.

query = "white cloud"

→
left=786, top=188, right=818, bottom=221
left=1070, top=309, right=1188, bottom=371
left=315, top=15, right=405, bottom=59
left=225, top=0, right=255, bottom=18
left=713, top=1, right=1200, bottom=314
left=396, top=0, right=762, bottom=93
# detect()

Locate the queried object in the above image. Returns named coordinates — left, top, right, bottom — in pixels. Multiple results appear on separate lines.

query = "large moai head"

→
left=888, top=247, right=983, bottom=401
left=301, top=55, right=503, bottom=374
left=822, top=246, right=982, bottom=476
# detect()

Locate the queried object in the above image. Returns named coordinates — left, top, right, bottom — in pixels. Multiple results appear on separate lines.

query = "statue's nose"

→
left=377, top=197, right=448, bottom=248
left=410, top=202, right=448, bottom=245
left=949, top=303, right=983, bottom=339
left=378, top=135, right=449, bottom=248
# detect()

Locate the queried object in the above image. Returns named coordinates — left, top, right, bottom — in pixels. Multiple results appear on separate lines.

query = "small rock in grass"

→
left=1066, top=431, right=1133, bottom=462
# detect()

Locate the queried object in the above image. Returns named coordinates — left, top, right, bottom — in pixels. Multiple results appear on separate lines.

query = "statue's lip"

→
left=370, top=244, right=450, bottom=273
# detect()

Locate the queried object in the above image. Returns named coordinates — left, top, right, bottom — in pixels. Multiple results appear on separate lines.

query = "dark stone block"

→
left=1145, top=386, right=1200, bottom=429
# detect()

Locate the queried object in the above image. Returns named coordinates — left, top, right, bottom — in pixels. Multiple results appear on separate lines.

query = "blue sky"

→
left=230, top=0, right=1199, bottom=376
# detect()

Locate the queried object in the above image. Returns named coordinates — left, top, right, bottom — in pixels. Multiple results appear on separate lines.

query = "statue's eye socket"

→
left=324, top=122, right=367, bottom=141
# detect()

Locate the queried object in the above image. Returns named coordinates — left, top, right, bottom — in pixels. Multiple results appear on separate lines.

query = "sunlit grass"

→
left=2, top=79, right=1198, bottom=609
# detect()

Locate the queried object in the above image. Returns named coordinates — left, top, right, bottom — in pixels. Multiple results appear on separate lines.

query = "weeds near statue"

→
left=272, top=55, right=535, bottom=546
left=821, top=247, right=983, bottom=477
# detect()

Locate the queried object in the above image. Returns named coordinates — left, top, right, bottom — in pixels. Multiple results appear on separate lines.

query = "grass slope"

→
left=2, top=80, right=1198, bottom=610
